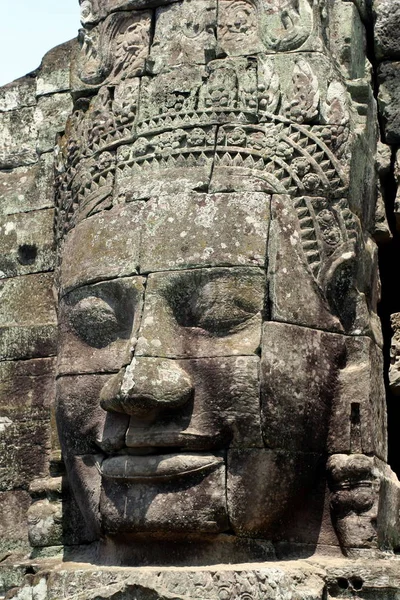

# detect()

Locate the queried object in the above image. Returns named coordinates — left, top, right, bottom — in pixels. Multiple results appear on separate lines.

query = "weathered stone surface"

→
left=27, top=499, right=62, bottom=547
left=327, top=454, right=400, bottom=553
left=0, top=107, right=37, bottom=169
left=9, top=559, right=400, bottom=600
left=268, top=194, right=345, bottom=333
left=217, top=0, right=324, bottom=57
left=0, top=209, right=55, bottom=277
left=56, top=374, right=117, bottom=456
left=57, top=354, right=264, bottom=536
left=0, top=76, right=36, bottom=112
left=36, top=40, right=76, bottom=96
left=0, top=564, right=27, bottom=599
left=227, top=449, right=332, bottom=545
left=0, top=273, right=57, bottom=360
left=148, top=0, right=217, bottom=74
left=115, top=124, right=215, bottom=201
left=140, top=192, right=270, bottom=273
left=136, top=267, right=264, bottom=358
left=58, top=276, right=145, bottom=375
left=71, top=10, right=151, bottom=95
left=0, top=358, right=55, bottom=491
left=0, top=490, right=31, bottom=555
left=373, top=0, right=400, bottom=60
left=80, top=0, right=180, bottom=25
left=101, top=456, right=228, bottom=534
left=328, top=1, right=366, bottom=79
left=393, top=148, right=400, bottom=232
left=389, top=312, right=400, bottom=395
left=329, top=336, right=387, bottom=460
left=60, top=203, right=143, bottom=293
left=34, top=93, right=73, bottom=154
left=378, top=61, right=400, bottom=144
left=137, top=65, right=206, bottom=122
left=0, top=153, right=55, bottom=215
left=261, top=322, right=346, bottom=453
left=373, top=142, right=392, bottom=242
left=268, top=195, right=381, bottom=341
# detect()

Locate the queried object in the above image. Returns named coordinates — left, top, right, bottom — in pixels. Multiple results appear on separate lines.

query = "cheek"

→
left=56, top=374, right=112, bottom=456
left=184, top=356, right=263, bottom=448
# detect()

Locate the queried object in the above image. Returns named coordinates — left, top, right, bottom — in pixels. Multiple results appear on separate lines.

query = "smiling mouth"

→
left=101, top=452, right=223, bottom=482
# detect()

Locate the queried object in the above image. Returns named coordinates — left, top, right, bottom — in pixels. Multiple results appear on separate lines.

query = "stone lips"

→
left=101, top=452, right=224, bottom=481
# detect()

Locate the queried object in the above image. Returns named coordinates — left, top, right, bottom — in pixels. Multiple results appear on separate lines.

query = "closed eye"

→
left=164, top=269, right=265, bottom=337
left=68, top=296, right=120, bottom=348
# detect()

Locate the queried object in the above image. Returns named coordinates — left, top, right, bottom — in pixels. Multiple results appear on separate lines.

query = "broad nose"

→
left=100, top=358, right=193, bottom=417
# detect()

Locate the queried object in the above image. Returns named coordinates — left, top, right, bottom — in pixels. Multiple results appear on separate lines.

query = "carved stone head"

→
left=54, top=0, right=396, bottom=561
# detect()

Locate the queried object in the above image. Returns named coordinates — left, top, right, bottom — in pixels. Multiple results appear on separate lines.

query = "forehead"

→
left=59, top=191, right=270, bottom=293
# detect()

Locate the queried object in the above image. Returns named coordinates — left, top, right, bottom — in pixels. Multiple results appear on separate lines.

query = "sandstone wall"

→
left=0, top=42, right=75, bottom=586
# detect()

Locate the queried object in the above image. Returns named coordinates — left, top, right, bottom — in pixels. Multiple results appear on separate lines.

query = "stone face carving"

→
left=50, top=0, right=400, bottom=562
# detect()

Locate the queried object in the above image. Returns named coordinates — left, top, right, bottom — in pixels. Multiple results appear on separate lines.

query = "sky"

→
left=0, top=0, right=81, bottom=87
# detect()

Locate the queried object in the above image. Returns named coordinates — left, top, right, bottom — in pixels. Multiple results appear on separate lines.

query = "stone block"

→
left=136, top=267, right=264, bottom=358
left=34, top=93, right=73, bottom=154
left=0, top=358, right=55, bottom=491
left=217, top=0, right=262, bottom=58
left=60, top=203, right=144, bottom=294
left=27, top=499, right=62, bottom=547
left=56, top=374, right=128, bottom=456
left=0, top=273, right=57, bottom=360
left=61, top=454, right=103, bottom=540
left=227, top=449, right=331, bottom=544
left=261, top=322, right=346, bottom=453
left=148, top=0, right=217, bottom=73
left=378, top=61, right=400, bottom=144
left=0, top=107, right=37, bottom=169
left=36, top=40, right=76, bottom=96
left=328, top=1, right=366, bottom=79
left=137, top=65, right=206, bottom=123
left=373, top=0, right=400, bottom=60
left=140, top=192, right=270, bottom=273
left=329, top=336, right=387, bottom=460
left=58, top=276, right=145, bottom=375
left=0, top=153, right=55, bottom=215
left=0, top=76, right=36, bottom=112
left=268, top=194, right=344, bottom=333
left=0, top=490, right=31, bottom=554
left=0, top=209, right=55, bottom=278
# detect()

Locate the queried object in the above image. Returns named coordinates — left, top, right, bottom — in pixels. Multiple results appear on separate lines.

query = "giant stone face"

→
left=54, top=0, right=392, bottom=561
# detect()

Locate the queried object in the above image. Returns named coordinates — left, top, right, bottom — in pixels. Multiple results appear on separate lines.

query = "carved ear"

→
left=323, top=248, right=358, bottom=332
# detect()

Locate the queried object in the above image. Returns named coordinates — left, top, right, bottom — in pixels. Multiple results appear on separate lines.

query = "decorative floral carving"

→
left=284, top=59, right=320, bottom=124
left=77, top=10, right=151, bottom=87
